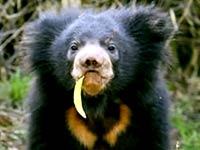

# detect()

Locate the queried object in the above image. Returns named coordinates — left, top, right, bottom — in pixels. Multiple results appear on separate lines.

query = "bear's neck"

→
left=86, top=102, right=120, bottom=134
left=80, top=94, right=120, bottom=131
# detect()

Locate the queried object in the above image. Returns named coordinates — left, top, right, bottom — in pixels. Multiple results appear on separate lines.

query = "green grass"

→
left=171, top=96, right=200, bottom=150
left=0, top=69, right=32, bottom=106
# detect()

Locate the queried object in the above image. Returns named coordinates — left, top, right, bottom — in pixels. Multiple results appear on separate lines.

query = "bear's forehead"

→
left=68, top=14, right=120, bottom=40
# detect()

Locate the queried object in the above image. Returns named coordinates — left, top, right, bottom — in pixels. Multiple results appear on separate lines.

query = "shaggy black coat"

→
left=22, top=5, right=174, bottom=150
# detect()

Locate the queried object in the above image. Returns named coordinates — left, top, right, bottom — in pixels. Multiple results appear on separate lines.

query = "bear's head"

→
left=23, top=6, right=174, bottom=97
left=61, top=14, right=121, bottom=96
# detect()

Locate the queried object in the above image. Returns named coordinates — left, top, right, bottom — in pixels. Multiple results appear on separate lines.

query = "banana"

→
left=73, top=76, right=87, bottom=118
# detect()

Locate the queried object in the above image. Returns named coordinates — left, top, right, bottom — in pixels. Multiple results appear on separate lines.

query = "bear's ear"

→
left=123, top=6, right=174, bottom=44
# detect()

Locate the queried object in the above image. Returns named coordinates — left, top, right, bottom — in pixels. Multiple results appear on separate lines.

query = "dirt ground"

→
left=0, top=100, right=27, bottom=150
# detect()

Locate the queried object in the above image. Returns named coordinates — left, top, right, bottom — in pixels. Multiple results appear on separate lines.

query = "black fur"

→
left=23, top=5, right=174, bottom=150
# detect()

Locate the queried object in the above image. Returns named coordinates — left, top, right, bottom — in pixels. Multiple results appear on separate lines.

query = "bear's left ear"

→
left=123, top=6, right=174, bottom=43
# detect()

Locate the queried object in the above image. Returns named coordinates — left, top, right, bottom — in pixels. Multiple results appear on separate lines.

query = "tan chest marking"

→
left=103, top=104, right=131, bottom=147
left=66, top=104, right=131, bottom=149
left=66, top=107, right=97, bottom=149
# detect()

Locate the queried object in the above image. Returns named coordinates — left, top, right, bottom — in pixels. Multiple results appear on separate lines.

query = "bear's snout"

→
left=80, top=52, right=103, bottom=70
left=71, top=43, right=114, bottom=81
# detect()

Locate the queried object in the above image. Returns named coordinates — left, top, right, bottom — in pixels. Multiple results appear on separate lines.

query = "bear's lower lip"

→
left=82, top=71, right=103, bottom=96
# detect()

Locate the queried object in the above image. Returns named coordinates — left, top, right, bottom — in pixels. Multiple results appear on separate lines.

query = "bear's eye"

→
left=70, top=43, right=79, bottom=51
left=107, top=44, right=116, bottom=52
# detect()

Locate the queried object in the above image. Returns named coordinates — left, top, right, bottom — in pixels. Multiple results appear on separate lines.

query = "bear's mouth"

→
left=82, top=71, right=105, bottom=96
left=73, top=70, right=107, bottom=119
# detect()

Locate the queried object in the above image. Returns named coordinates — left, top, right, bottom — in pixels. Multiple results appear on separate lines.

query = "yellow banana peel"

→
left=73, top=76, right=87, bottom=119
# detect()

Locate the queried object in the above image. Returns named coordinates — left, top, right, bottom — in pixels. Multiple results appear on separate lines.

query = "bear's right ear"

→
left=22, top=10, right=80, bottom=52
left=123, top=6, right=174, bottom=44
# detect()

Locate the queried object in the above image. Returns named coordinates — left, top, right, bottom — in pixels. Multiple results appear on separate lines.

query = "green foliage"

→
left=0, top=69, right=32, bottom=106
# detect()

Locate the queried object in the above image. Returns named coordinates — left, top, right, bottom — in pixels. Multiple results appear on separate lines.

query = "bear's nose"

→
left=82, top=57, right=102, bottom=68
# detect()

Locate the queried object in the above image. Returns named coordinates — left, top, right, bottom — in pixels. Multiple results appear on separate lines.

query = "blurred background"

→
left=0, top=0, right=199, bottom=150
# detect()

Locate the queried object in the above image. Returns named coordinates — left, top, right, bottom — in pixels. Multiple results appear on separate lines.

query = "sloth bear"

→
left=22, top=5, right=174, bottom=150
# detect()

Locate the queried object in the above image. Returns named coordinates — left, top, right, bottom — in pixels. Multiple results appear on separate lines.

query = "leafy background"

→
left=0, top=0, right=200, bottom=150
